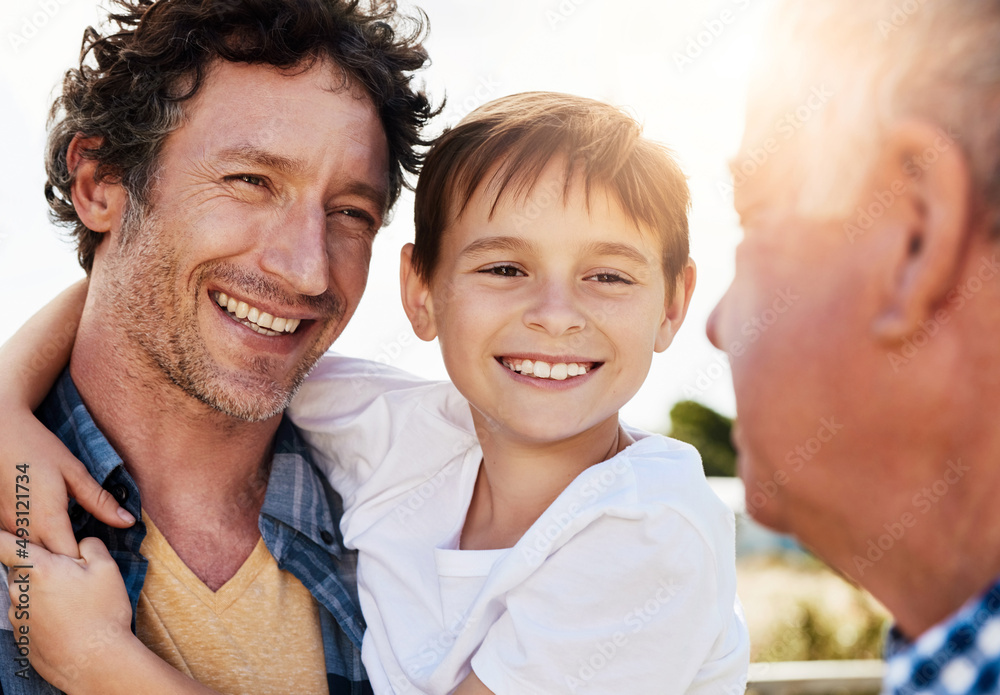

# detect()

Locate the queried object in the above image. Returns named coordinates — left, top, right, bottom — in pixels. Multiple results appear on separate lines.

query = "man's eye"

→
left=478, top=265, right=524, bottom=277
left=330, top=208, right=377, bottom=234
left=339, top=208, right=372, bottom=222
left=230, top=174, right=266, bottom=187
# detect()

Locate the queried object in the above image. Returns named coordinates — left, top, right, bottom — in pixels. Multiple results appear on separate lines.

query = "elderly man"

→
left=0, top=0, right=433, bottom=692
left=708, top=0, right=1000, bottom=691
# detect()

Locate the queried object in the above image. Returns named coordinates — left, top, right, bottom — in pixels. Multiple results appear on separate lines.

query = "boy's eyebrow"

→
left=584, top=242, right=652, bottom=265
left=459, top=236, right=534, bottom=258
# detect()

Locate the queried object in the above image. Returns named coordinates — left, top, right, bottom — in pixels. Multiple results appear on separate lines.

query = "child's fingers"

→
left=0, top=419, right=79, bottom=555
left=76, top=536, right=115, bottom=569
left=64, top=458, right=134, bottom=529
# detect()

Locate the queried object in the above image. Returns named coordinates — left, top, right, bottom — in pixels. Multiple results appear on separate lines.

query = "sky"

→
left=0, top=0, right=774, bottom=431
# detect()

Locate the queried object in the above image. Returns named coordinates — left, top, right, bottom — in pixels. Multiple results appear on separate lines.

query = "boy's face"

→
left=403, top=160, right=695, bottom=445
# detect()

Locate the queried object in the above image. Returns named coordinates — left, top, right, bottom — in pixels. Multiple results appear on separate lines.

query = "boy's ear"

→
left=655, top=259, right=697, bottom=352
left=868, top=121, right=973, bottom=341
left=67, top=134, right=127, bottom=236
left=400, top=243, right=438, bottom=341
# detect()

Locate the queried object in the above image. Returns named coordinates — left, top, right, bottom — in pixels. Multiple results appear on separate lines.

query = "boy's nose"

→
left=259, top=202, right=330, bottom=297
left=523, top=280, right=586, bottom=337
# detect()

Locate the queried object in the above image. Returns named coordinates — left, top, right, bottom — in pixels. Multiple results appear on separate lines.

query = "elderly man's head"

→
left=57, top=0, right=434, bottom=422
left=708, top=0, right=1000, bottom=612
left=733, top=0, right=1000, bottom=228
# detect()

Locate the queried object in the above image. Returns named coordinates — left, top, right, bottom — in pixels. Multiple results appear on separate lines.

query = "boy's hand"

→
left=0, top=409, right=134, bottom=558
left=0, top=532, right=134, bottom=692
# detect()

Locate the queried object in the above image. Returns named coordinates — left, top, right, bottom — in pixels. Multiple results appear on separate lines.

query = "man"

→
left=707, top=0, right=1000, bottom=691
left=0, top=0, right=433, bottom=692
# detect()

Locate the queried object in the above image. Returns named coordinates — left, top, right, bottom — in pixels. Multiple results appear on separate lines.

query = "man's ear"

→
left=655, top=259, right=697, bottom=352
left=67, top=134, right=126, bottom=235
left=400, top=243, right=438, bottom=341
left=869, top=121, right=973, bottom=340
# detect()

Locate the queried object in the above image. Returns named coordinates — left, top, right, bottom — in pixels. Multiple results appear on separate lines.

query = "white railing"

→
left=746, top=660, right=885, bottom=695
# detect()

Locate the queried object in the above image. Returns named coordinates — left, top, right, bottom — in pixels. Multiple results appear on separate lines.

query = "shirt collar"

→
left=262, top=417, right=345, bottom=558
left=37, top=370, right=341, bottom=555
left=885, top=575, right=1000, bottom=658
left=36, top=369, right=125, bottom=487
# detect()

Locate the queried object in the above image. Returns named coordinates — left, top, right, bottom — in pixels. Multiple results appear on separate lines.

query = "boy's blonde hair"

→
left=412, top=92, right=690, bottom=287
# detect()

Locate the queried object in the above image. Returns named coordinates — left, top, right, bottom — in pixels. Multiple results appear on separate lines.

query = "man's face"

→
left=96, top=60, right=389, bottom=421
left=705, top=171, right=903, bottom=545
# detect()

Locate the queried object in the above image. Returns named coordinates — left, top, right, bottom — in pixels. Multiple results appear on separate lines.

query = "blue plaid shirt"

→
left=883, top=578, right=1000, bottom=694
left=0, top=370, right=371, bottom=695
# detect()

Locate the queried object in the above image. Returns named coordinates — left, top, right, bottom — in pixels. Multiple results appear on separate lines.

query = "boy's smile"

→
left=403, top=158, right=695, bottom=446
left=497, top=356, right=596, bottom=381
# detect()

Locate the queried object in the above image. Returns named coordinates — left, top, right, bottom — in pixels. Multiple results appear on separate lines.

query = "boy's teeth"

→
left=212, top=292, right=302, bottom=335
left=502, top=358, right=591, bottom=380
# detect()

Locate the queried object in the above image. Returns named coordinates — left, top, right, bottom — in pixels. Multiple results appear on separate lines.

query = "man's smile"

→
left=212, top=290, right=305, bottom=336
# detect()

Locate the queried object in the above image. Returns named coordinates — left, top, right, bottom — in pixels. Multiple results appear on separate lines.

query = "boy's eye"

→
left=478, top=265, right=524, bottom=277
left=589, top=272, right=634, bottom=285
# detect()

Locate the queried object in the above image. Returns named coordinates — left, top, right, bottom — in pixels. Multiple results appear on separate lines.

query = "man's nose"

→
left=706, top=295, right=726, bottom=350
left=522, top=279, right=586, bottom=337
left=260, top=203, right=330, bottom=297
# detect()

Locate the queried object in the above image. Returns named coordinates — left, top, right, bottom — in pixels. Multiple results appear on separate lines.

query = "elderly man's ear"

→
left=67, top=134, right=127, bottom=236
left=868, top=121, right=975, bottom=341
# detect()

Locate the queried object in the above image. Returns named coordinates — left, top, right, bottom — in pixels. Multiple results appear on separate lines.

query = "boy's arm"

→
left=0, top=532, right=219, bottom=695
left=0, top=281, right=134, bottom=557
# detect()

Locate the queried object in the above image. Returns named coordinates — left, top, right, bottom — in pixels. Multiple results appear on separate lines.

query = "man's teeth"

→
left=501, top=358, right=591, bottom=381
left=213, top=292, right=302, bottom=336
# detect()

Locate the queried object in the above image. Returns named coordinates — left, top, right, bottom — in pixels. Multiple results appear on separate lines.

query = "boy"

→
left=0, top=92, right=748, bottom=693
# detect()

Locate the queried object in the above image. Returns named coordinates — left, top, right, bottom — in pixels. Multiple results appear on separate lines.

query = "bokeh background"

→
left=0, top=0, right=891, bottom=677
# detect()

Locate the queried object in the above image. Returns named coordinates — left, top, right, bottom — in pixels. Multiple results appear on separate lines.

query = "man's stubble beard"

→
left=101, top=202, right=345, bottom=423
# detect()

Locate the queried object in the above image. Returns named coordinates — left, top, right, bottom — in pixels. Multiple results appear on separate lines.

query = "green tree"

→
left=668, top=400, right=736, bottom=477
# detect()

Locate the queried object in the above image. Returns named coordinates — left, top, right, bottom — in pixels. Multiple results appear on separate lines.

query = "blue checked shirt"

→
left=883, top=579, right=1000, bottom=694
left=0, top=370, right=371, bottom=695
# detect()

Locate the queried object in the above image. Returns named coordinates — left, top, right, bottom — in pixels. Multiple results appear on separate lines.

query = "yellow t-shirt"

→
left=135, top=513, right=328, bottom=694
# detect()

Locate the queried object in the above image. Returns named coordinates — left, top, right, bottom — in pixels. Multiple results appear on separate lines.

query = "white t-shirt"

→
left=289, top=354, right=749, bottom=695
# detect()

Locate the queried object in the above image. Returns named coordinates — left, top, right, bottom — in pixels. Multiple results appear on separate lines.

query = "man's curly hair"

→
left=45, top=0, right=436, bottom=273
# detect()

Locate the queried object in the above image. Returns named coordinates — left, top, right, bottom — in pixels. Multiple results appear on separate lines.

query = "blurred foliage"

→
left=668, top=400, right=736, bottom=477
left=755, top=598, right=888, bottom=663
